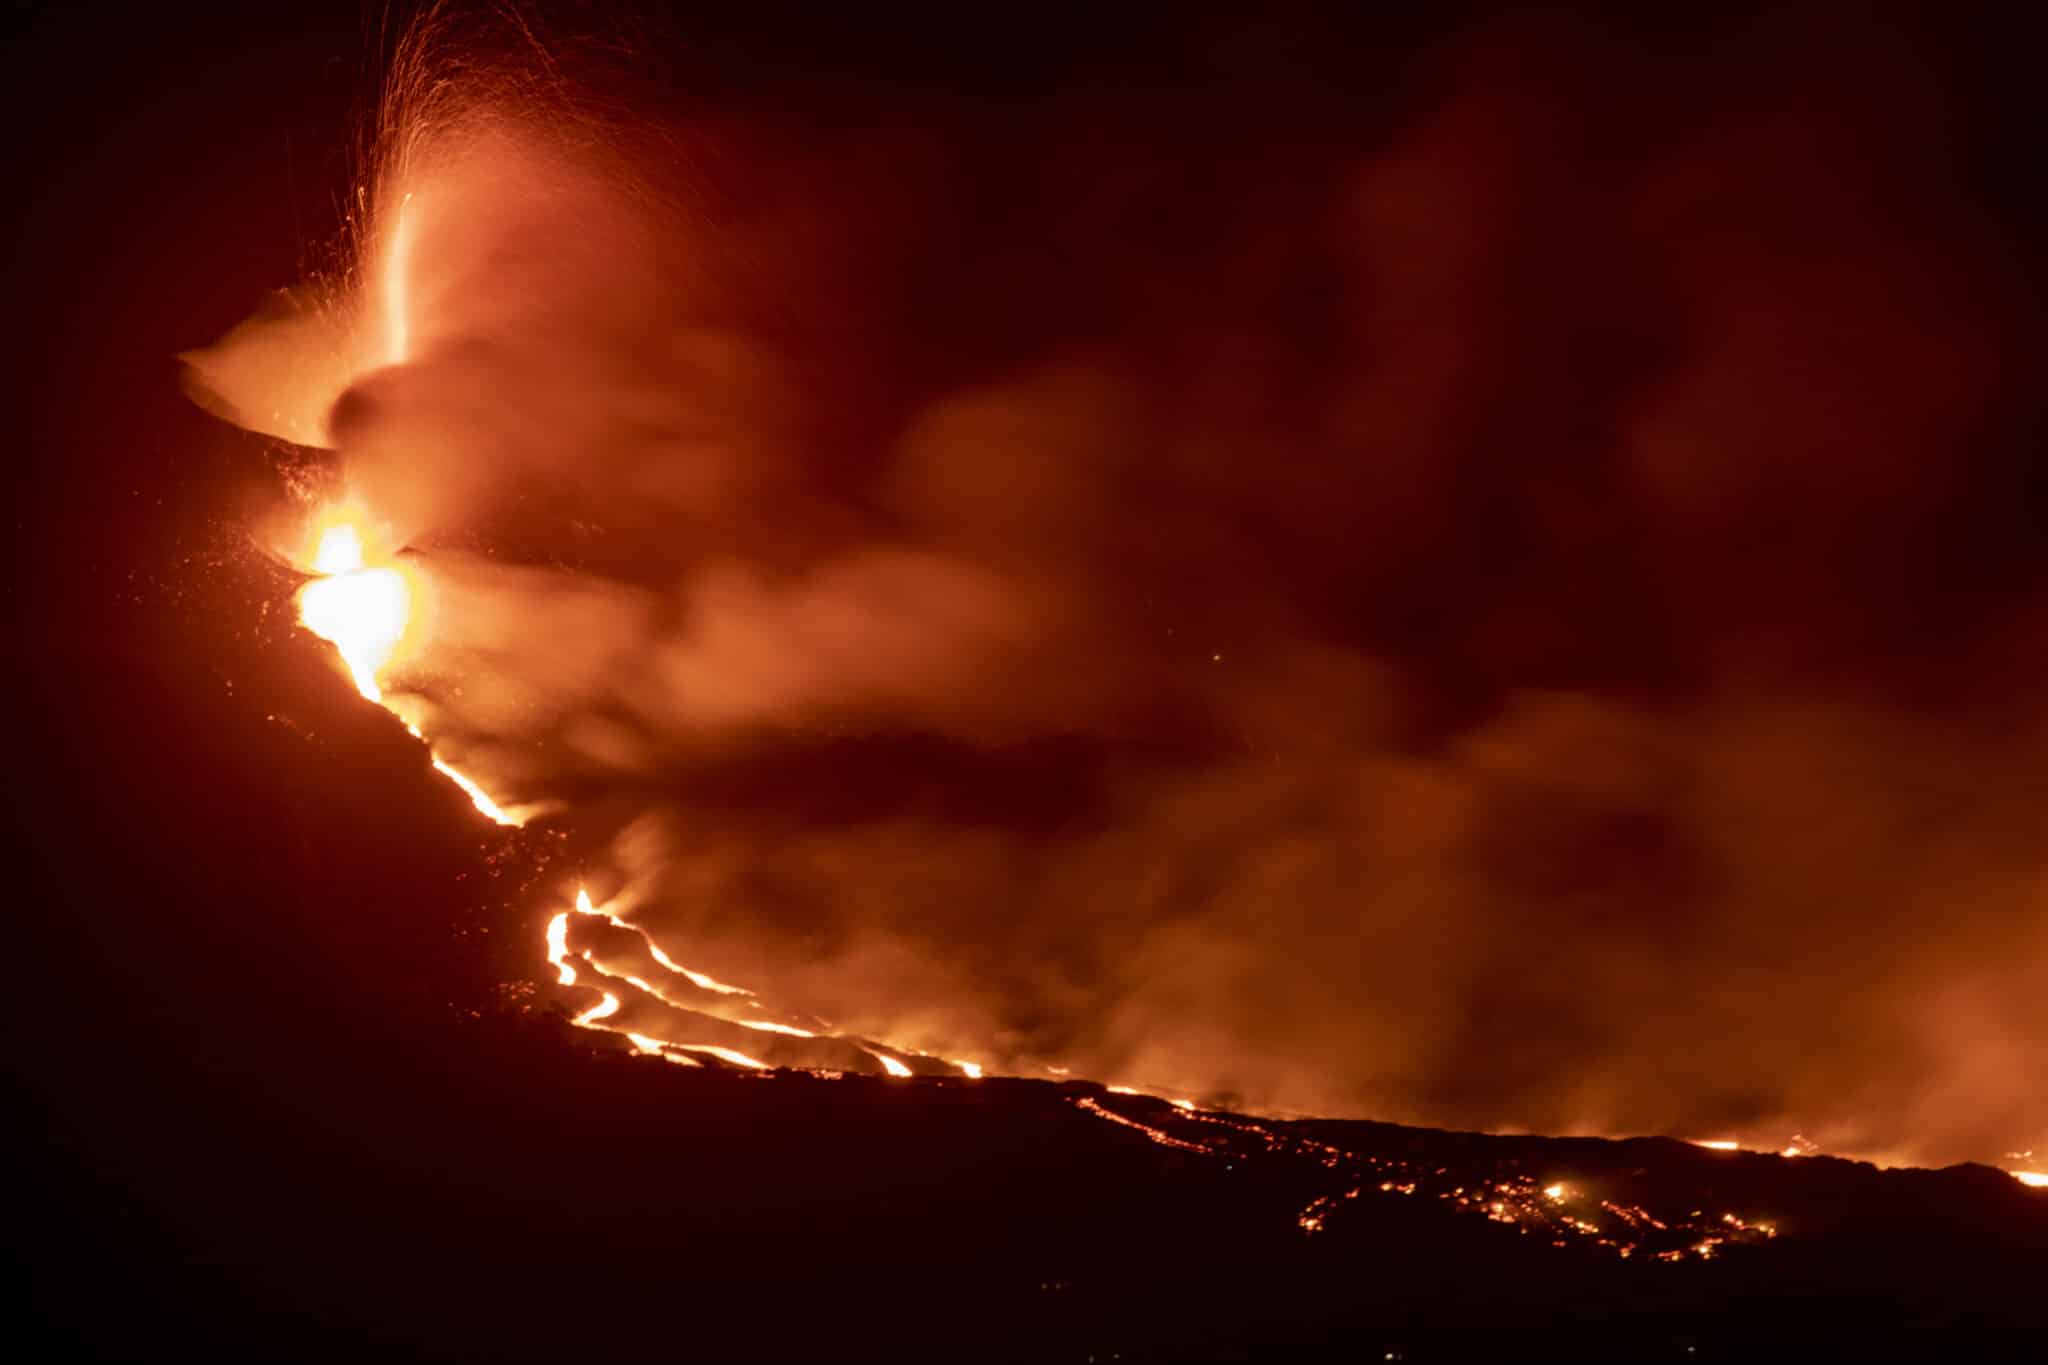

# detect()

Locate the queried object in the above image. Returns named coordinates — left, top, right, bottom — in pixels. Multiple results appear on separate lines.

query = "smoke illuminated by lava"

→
left=184, top=3, right=2047, bottom=1174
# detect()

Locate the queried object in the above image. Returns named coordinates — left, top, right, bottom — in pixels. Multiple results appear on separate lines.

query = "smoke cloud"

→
left=187, top=4, right=2045, bottom=1163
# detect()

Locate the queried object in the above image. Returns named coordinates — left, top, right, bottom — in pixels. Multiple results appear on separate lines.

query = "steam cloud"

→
left=187, top=5, right=2044, bottom=1163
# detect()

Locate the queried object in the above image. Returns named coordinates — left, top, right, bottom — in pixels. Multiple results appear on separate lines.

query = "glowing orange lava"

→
left=297, top=525, right=409, bottom=703
left=294, top=512, right=524, bottom=826
left=545, top=912, right=576, bottom=985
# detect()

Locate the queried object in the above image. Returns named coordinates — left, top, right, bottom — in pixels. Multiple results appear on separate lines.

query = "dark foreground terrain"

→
left=14, top=951, right=2048, bottom=1361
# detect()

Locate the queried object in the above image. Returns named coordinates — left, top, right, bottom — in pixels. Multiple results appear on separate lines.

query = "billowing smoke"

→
left=187, top=4, right=2045, bottom=1163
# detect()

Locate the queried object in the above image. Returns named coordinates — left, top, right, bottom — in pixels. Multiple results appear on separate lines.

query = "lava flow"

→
left=541, top=884, right=985, bottom=1081
left=292, top=514, right=521, bottom=827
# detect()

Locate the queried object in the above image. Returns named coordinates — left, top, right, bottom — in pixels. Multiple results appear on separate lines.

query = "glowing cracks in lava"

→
left=1073, top=1091, right=1785, bottom=1265
left=1297, top=1189, right=1361, bottom=1234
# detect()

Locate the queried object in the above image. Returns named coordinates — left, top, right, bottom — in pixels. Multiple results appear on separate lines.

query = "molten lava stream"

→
left=543, top=887, right=1003, bottom=1081
left=294, top=518, right=521, bottom=827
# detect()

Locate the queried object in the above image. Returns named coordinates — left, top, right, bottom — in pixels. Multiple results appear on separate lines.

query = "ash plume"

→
left=187, top=4, right=2046, bottom=1164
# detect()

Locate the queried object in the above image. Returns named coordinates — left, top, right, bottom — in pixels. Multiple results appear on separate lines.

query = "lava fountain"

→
left=292, top=510, right=522, bottom=828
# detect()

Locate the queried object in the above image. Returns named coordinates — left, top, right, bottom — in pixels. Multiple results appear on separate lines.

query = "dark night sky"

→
left=8, top=3, right=2046, bottom=1351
